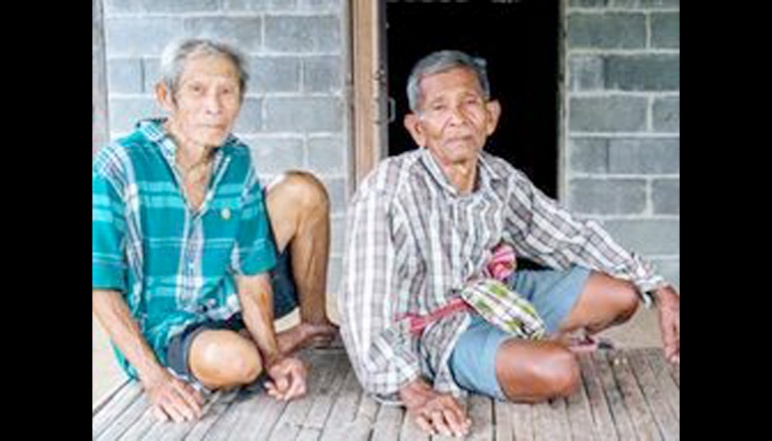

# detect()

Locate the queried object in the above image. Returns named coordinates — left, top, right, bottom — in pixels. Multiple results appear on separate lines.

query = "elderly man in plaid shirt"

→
left=339, top=50, right=680, bottom=437
left=93, top=38, right=337, bottom=423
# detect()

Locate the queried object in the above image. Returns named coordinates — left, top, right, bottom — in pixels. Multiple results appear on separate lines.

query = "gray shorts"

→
left=166, top=249, right=298, bottom=384
left=448, top=265, right=591, bottom=400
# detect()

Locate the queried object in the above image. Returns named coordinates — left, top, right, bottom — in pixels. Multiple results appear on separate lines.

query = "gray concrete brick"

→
left=330, top=215, right=345, bottom=255
left=611, top=0, right=680, bottom=8
left=247, top=56, right=300, bottom=93
left=608, top=138, right=679, bottom=174
left=233, top=98, right=263, bottom=134
left=605, top=55, right=679, bottom=91
left=569, top=0, right=608, bottom=6
left=221, top=0, right=268, bottom=12
left=105, top=17, right=185, bottom=57
left=569, top=178, right=646, bottom=214
left=265, top=97, right=342, bottom=132
left=105, top=0, right=218, bottom=14
left=109, top=97, right=164, bottom=133
left=103, top=0, right=142, bottom=14
left=184, top=17, right=262, bottom=53
left=107, top=58, right=143, bottom=94
left=651, top=12, right=679, bottom=49
left=321, top=177, right=347, bottom=215
left=246, top=136, right=304, bottom=174
left=601, top=219, right=679, bottom=255
left=264, top=16, right=340, bottom=53
left=568, top=55, right=604, bottom=91
left=569, top=138, right=608, bottom=173
left=652, top=178, right=679, bottom=214
left=651, top=258, right=679, bottom=290
left=298, top=0, right=340, bottom=12
left=269, top=0, right=297, bottom=11
left=569, top=96, right=647, bottom=132
left=303, top=56, right=342, bottom=92
left=142, top=58, right=160, bottom=93
left=308, top=136, right=344, bottom=174
left=568, top=13, right=646, bottom=49
left=653, top=97, right=679, bottom=133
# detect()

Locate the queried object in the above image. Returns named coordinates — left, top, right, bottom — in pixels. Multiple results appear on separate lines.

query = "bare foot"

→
left=277, top=322, right=339, bottom=355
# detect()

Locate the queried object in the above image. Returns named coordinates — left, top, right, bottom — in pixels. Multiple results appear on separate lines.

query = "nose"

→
left=447, top=104, right=467, bottom=126
left=204, top=91, right=222, bottom=115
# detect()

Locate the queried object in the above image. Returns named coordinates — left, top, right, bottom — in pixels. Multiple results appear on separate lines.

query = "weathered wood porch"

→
left=92, top=347, right=679, bottom=440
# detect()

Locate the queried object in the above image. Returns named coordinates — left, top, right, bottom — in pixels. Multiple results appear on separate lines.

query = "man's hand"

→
left=265, top=356, right=308, bottom=401
left=399, top=378, right=471, bottom=437
left=142, top=369, right=204, bottom=422
left=653, top=285, right=680, bottom=365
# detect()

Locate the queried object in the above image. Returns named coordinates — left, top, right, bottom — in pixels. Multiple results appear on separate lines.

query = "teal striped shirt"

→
left=92, top=119, right=277, bottom=378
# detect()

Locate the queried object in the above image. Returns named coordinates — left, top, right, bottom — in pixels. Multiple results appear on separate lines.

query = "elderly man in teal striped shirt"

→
left=93, top=38, right=338, bottom=423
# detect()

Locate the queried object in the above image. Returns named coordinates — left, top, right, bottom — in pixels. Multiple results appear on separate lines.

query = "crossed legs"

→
left=495, top=271, right=639, bottom=402
left=184, top=171, right=338, bottom=390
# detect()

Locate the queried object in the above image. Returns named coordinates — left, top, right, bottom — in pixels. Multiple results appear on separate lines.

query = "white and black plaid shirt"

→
left=339, top=148, right=667, bottom=402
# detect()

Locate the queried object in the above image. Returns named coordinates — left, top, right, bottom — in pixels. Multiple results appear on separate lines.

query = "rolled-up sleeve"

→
left=339, top=184, right=421, bottom=398
left=232, top=167, right=277, bottom=276
left=92, top=171, right=128, bottom=292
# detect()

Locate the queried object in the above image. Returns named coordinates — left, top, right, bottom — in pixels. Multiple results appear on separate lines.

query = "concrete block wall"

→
left=565, top=0, right=680, bottom=288
left=100, top=0, right=349, bottom=296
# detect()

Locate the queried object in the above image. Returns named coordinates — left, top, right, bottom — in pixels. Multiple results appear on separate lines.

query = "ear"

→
left=404, top=113, right=426, bottom=148
left=484, top=99, right=501, bottom=136
left=155, top=82, right=176, bottom=113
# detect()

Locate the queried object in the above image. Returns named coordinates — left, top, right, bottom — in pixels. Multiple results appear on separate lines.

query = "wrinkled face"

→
left=157, top=53, right=242, bottom=150
left=404, top=67, right=500, bottom=168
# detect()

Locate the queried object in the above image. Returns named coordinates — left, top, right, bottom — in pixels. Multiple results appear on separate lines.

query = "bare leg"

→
left=188, top=330, right=263, bottom=390
left=494, top=271, right=638, bottom=401
left=554, top=270, right=639, bottom=344
left=265, top=171, right=338, bottom=354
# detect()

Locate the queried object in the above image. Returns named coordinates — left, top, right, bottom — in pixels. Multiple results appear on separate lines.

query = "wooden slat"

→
left=267, top=353, right=336, bottom=441
left=564, top=369, right=597, bottom=441
left=532, top=399, right=569, bottom=441
left=642, top=350, right=680, bottom=419
left=643, top=349, right=679, bottom=387
left=466, top=395, right=494, bottom=441
left=320, top=367, right=366, bottom=440
left=493, top=401, right=513, bottom=441
left=592, top=352, right=637, bottom=440
left=96, top=392, right=152, bottom=440
left=203, top=390, right=272, bottom=441
left=628, top=351, right=680, bottom=441
left=510, top=402, right=535, bottom=441
left=93, top=380, right=142, bottom=437
left=118, top=408, right=159, bottom=440
left=577, top=354, right=618, bottom=441
left=432, top=394, right=468, bottom=441
left=178, top=389, right=241, bottom=441
left=398, top=405, right=430, bottom=441
left=302, top=356, right=351, bottom=430
left=370, top=404, right=404, bottom=441
left=607, top=350, right=662, bottom=441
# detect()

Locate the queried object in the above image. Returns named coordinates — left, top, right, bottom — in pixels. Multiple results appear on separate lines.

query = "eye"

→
left=188, top=83, right=205, bottom=95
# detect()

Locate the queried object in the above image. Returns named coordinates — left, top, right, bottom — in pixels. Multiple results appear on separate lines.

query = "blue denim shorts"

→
left=448, top=265, right=591, bottom=400
left=166, top=249, right=299, bottom=382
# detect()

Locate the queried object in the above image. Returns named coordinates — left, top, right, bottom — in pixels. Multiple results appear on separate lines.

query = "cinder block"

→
left=652, top=179, right=679, bottom=214
left=308, top=136, right=345, bottom=174
left=569, top=178, right=647, bottom=214
left=264, top=16, right=340, bottom=53
left=568, top=13, right=646, bottom=49
left=184, top=17, right=262, bottom=53
left=570, top=96, right=647, bottom=132
left=653, top=97, right=679, bottom=133
left=570, top=137, right=608, bottom=173
left=601, top=219, right=680, bottom=255
left=265, top=97, right=342, bottom=132
left=605, top=55, right=679, bottom=91
left=608, top=138, right=679, bottom=174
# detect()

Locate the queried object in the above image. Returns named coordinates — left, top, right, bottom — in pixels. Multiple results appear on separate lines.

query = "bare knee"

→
left=612, top=280, right=639, bottom=324
left=189, top=330, right=263, bottom=389
left=498, top=342, right=581, bottom=402
left=268, top=170, right=330, bottom=213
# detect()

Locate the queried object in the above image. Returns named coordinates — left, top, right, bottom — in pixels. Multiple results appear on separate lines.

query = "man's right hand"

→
left=142, top=369, right=204, bottom=422
left=399, top=378, right=471, bottom=437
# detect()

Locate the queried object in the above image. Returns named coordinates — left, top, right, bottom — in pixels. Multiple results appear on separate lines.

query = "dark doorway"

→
left=385, top=0, right=560, bottom=198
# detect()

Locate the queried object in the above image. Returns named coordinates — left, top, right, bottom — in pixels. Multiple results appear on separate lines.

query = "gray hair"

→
left=159, top=37, right=250, bottom=101
left=406, top=50, right=491, bottom=113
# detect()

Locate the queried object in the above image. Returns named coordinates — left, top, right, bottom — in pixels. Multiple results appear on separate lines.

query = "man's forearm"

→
left=237, top=275, right=281, bottom=365
left=92, top=289, right=166, bottom=383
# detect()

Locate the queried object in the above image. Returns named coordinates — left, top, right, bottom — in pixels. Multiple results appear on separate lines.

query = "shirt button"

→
left=221, top=208, right=231, bottom=220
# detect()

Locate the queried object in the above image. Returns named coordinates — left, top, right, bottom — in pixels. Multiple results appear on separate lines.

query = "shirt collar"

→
left=418, top=148, right=505, bottom=197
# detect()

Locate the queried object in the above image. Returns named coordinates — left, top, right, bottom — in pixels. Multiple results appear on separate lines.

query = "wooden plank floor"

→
left=93, top=348, right=679, bottom=440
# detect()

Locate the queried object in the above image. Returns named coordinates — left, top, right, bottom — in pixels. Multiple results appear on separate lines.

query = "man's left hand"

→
left=653, top=286, right=680, bottom=365
left=265, top=356, right=308, bottom=401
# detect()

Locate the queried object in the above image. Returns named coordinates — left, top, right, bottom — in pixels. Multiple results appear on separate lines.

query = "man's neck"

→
left=441, top=160, right=478, bottom=195
left=164, top=121, right=212, bottom=170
